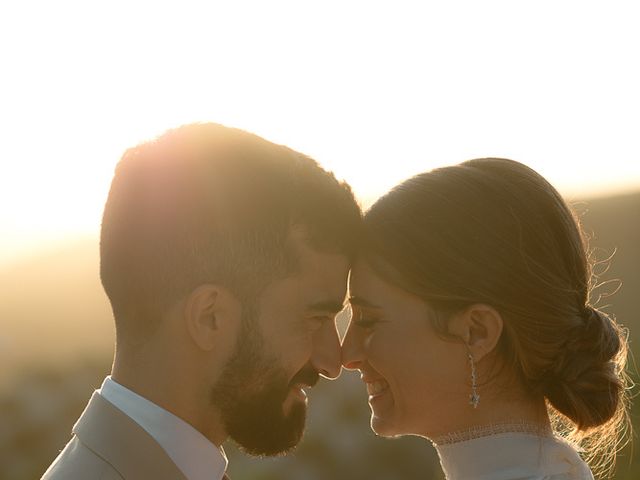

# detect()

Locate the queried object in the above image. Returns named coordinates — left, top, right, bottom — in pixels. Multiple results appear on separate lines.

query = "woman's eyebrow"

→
left=348, top=296, right=382, bottom=309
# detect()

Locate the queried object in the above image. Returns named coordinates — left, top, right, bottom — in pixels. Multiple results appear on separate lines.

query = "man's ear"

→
left=447, top=304, right=503, bottom=362
left=184, top=284, right=242, bottom=351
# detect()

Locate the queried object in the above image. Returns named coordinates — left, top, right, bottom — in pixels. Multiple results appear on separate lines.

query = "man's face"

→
left=211, top=233, right=349, bottom=456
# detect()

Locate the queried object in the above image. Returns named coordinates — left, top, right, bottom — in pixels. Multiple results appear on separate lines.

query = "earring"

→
left=467, top=349, right=480, bottom=408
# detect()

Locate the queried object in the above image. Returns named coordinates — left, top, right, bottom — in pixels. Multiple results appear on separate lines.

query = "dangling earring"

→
left=467, top=348, right=480, bottom=408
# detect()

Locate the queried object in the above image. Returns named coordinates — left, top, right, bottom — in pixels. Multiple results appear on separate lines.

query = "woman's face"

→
left=341, top=258, right=470, bottom=438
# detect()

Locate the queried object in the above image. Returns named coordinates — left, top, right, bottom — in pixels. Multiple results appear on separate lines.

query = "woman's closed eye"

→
left=352, top=310, right=383, bottom=329
left=354, top=317, right=379, bottom=329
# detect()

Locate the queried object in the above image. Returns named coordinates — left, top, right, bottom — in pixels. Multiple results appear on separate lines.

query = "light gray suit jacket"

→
left=41, top=392, right=189, bottom=480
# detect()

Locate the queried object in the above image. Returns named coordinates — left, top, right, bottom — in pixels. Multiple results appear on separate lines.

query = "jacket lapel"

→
left=73, top=392, right=188, bottom=480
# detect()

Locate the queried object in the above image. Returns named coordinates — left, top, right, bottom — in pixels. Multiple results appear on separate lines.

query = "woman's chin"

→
left=370, top=414, right=404, bottom=438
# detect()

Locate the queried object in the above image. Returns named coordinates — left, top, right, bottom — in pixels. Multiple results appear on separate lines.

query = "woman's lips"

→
left=365, top=379, right=389, bottom=398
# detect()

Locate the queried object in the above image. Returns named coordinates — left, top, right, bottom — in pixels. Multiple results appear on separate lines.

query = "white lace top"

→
left=433, top=427, right=594, bottom=480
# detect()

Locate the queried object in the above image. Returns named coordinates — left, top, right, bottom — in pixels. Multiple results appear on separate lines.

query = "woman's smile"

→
left=366, top=378, right=389, bottom=398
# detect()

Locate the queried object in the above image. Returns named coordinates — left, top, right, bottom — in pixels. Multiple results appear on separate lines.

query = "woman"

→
left=341, top=158, right=629, bottom=479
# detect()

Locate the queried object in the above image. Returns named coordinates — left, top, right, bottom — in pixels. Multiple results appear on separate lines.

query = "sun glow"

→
left=1, top=1, right=640, bottom=266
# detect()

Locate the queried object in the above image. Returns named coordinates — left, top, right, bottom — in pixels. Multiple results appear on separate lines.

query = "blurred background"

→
left=1, top=1, right=639, bottom=479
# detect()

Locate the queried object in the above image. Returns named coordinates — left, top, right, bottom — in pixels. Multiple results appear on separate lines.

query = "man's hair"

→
left=100, top=123, right=361, bottom=341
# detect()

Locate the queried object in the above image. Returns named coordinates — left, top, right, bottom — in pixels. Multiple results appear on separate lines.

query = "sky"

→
left=1, top=1, right=639, bottom=267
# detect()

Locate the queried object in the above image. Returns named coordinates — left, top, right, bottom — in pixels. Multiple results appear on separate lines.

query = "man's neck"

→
left=111, top=354, right=229, bottom=447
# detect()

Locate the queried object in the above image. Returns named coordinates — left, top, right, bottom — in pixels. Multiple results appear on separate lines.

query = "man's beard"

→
left=210, top=304, right=319, bottom=456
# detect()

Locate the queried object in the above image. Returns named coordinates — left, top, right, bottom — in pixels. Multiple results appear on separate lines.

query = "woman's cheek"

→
left=364, top=329, right=404, bottom=372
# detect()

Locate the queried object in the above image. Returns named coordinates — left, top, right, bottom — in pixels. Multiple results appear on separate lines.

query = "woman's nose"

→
left=341, top=319, right=364, bottom=370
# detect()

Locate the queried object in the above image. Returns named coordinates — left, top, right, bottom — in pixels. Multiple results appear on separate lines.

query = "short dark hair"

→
left=100, top=122, right=361, bottom=341
left=361, top=158, right=629, bottom=476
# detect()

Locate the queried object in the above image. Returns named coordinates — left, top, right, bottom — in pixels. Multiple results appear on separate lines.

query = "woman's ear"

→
left=184, top=284, right=242, bottom=352
left=447, top=304, right=503, bottom=362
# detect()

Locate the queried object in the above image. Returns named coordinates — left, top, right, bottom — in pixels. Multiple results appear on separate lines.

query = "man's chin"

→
left=231, top=401, right=307, bottom=457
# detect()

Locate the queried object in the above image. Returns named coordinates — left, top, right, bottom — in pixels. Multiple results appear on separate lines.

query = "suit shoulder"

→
left=41, top=436, right=124, bottom=480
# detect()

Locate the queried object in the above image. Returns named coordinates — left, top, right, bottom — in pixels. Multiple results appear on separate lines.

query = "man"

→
left=42, top=123, right=362, bottom=479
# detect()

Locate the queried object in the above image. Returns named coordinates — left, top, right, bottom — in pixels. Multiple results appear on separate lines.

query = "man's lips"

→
left=289, top=365, right=320, bottom=389
left=283, top=364, right=320, bottom=404
left=289, top=383, right=310, bottom=401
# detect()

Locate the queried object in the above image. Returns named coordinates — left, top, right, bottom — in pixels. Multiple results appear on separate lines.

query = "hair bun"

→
left=580, top=307, right=621, bottom=361
left=542, top=306, right=625, bottom=430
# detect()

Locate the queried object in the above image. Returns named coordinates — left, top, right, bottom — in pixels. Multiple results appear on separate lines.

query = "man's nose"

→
left=311, top=320, right=342, bottom=379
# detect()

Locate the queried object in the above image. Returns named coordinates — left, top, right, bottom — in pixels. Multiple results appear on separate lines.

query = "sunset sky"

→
left=1, top=1, right=639, bottom=267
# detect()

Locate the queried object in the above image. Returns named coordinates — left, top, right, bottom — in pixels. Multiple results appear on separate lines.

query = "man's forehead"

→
left=259, top=244, right=349, bottom=310
left=297, top=253, right=349, bottom=313
left=276, top=225, right=350, bottom=309
left=289, top=229, right=348, bottom=267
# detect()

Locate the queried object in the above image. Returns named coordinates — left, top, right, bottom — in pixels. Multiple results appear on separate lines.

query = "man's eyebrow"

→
left=306, top=300, right=347, bottom=314
left=348, top=296, right=382, bottom=309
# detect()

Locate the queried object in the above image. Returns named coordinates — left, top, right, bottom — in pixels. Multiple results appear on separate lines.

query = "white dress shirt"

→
left=98, top=376, right=228, bottom=480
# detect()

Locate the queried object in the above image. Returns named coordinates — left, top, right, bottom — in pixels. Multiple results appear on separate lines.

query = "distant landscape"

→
left=1, top=191, right=639, bottom=480
left=0, top=238, right=113, bottom=385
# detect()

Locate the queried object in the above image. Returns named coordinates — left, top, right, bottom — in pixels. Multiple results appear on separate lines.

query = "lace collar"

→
left=432, top=421, right=552, bottom=446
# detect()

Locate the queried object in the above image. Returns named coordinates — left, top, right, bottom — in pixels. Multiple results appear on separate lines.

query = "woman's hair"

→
left=362, top=158, right=630, bottom=477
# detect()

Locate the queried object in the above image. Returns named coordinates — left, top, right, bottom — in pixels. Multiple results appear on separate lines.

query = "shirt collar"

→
left=99, top=376, right=228, bottom=480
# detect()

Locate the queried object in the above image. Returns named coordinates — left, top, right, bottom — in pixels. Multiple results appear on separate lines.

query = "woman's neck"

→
left=422, top=383, right=551, bottom=443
